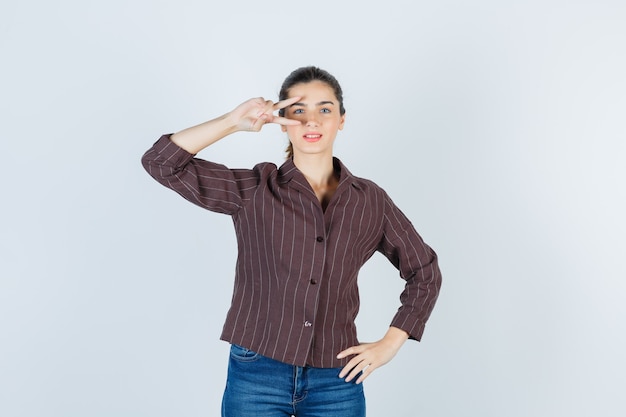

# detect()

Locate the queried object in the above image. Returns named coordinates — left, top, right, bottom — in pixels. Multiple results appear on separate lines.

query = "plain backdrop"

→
left=1, top=1, right=625, bottom=416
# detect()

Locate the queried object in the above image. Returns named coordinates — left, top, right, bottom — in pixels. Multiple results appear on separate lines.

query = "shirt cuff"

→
left=149, top=134, right=196, bottom=168
left=390, top=312, right=426, bottom=341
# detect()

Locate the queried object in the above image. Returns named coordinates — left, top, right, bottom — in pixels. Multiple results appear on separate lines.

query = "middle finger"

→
left=273, top=96, right=302, bottom=111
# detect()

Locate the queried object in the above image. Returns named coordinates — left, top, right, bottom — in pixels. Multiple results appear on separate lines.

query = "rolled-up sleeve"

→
left=377, top=193, right=442, bottom=341
left=141, top=134, right=261, bottom=215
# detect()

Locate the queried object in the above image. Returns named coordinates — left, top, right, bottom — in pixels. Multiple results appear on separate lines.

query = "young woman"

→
left=142, top=66, right=442, bottom=417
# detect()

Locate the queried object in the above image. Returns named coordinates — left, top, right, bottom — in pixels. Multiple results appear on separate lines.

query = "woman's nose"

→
left=305, top=115, right=319, bottom=126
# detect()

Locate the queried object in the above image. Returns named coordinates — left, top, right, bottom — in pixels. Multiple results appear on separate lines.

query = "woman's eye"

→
left=293, top=109, right=304, bottom=114
left=321, top=108, right=331, bottom=113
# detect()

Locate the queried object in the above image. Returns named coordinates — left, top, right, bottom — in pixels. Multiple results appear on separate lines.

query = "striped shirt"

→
left=142, top=135, right=442, bottom=368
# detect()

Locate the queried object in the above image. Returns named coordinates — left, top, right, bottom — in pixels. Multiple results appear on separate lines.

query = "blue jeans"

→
left=222, top=344, right=366, bottom=417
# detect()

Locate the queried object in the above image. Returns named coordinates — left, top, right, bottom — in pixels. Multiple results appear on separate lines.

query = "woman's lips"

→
left=303, top=133, right=322, bottom=143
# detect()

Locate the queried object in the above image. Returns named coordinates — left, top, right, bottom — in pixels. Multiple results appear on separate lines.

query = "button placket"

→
left=311, top=235, right=324, bottom=286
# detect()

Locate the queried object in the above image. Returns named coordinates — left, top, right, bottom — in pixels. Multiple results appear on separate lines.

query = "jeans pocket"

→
left=229, top=344, right=261, bottom=362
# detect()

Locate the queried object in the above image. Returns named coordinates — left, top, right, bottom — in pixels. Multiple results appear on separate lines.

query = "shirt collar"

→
left=277, top=157, right=360, bottom=190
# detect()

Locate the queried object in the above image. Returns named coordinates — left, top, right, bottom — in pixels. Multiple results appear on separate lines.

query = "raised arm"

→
left=171, top=96, right=301, bottom=154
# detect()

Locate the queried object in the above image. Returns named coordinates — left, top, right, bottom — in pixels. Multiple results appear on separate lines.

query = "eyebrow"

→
left=291, top=100, right=336, bottom=107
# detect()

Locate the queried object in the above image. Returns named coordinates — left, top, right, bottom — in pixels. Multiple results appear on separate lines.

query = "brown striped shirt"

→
left=142, top=135, right=442, bottom=368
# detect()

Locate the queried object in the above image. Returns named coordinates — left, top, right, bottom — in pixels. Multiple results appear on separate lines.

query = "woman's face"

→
left=281, top=80, right=345, bottom=159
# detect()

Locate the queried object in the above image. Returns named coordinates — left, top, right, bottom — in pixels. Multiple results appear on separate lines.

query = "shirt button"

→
left=316, top=236, right=324, bottom=242
left=310, top=279, right=318, bottom=285
left=304, top=321, right=312, bottom=327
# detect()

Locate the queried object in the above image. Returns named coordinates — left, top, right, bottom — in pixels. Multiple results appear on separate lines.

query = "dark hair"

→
left=278, top=66, right=346, bottom=158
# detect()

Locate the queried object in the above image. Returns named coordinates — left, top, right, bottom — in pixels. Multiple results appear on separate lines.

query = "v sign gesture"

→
left=170, top=96, right=301, bottom=154
left=232, top=96, right=302, bottom=132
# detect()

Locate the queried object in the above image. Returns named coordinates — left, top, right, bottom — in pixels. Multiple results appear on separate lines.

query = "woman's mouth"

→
left=303, top=133, right=322, bottom=143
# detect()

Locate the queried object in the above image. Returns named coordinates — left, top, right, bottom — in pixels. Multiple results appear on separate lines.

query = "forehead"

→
left=287, top=80, right=337, bottom=101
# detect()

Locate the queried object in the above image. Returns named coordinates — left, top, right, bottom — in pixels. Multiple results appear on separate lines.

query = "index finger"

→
left=273, top=96, right=301, bottom=111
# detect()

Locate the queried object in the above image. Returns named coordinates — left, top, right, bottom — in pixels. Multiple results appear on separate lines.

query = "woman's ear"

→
left=339, top=114, right=346, bottom=130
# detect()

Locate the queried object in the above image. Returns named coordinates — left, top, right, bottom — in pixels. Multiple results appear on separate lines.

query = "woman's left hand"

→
left=336, top=327, right=410, bottom=384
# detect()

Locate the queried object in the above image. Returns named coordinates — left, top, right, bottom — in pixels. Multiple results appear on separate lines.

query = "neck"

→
left=292, top=153, right=336, bottom=188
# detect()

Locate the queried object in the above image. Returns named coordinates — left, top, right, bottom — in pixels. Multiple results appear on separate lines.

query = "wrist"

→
left=221, top=111, right=242, bottom=134
left=383, top=326, right=410, bottom=348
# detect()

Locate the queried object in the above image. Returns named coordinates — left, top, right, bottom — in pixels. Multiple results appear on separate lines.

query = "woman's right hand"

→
left=229, top=96, right=302, bottom=132
left=170, top=96, right=302, bottom=154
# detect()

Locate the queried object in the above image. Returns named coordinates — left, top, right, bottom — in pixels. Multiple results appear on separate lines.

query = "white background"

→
left=1, top=1, right=625, bottom=416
